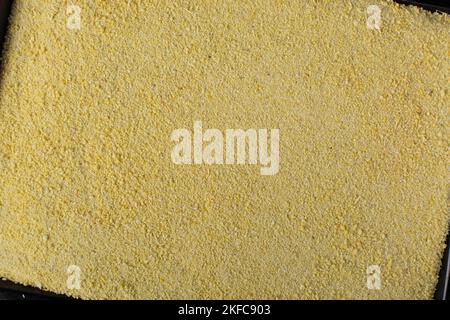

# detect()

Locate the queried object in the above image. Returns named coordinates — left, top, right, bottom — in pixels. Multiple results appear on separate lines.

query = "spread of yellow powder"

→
left=0, top=0, right=449, bottom=300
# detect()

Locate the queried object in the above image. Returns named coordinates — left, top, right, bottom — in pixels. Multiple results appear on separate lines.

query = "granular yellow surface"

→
left=0, top=0, right=449, bottom=300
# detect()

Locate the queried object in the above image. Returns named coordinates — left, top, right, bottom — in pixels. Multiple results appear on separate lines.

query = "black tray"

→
left=0, top=0, right=449, bottom=300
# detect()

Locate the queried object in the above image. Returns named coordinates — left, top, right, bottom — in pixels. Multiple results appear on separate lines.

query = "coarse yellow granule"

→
left=0, top=0, right=449, bottom=300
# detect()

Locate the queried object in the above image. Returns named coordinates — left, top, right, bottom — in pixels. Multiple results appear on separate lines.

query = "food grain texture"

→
left=0, top=0, right=449, bottom=299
